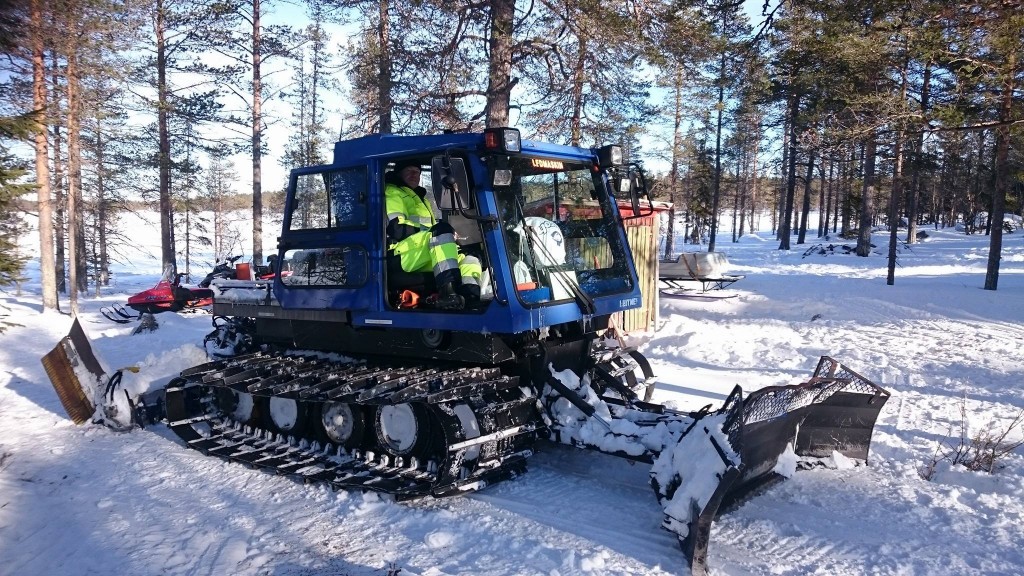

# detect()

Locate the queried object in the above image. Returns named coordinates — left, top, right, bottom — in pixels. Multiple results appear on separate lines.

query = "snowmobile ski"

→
left=100, top=303, right=136, bottom=323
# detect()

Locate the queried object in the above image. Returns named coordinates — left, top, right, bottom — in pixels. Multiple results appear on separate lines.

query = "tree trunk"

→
left=664, top=66, right=684, bottom=259
left=74, top=171, right=86, bottom=290
left=798, top=145, right=815, bottom=244
left=887, top=130, right=905, bottom=285
left=96, top=120, right=109, bottom=287
left=984, top=52, right=1014, bottom=290
left=51, top=50, right=66, bottom=295
left=66, top=19, right=83, bottom=314
left=737, top=139, right=748, bottom=240
left=750, top=119, right=759, bottom=236
left=731, top=163, right=739, bottom=242
left=485, top=0, right=514, bottom=128
left=709, top=48, right=726, bottom=252
left=841, top=143, right=857, bottom=236
left=776, top=115, right=789, bottom=239
left=778, top=91, right=799, bottom=250
left=309, top=23, right=320, bottom=150
left=907, top=63, right=930, bottom=244
left=831, top=153, right=839, bottom=233
left=157, top=0, right=175, bottom=272
left=376, top=0, right=392, bottom=134
left=855, top=135, right=877, bottom=257
left=251, top=0, right=264, bottom=263
left=818, top=152, right=828, bottom=237
left=32, top=0, right=58, bottom=310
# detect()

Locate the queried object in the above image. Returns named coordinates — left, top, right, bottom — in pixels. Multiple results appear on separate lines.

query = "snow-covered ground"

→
left=2, top=212, right=1023, bottom=575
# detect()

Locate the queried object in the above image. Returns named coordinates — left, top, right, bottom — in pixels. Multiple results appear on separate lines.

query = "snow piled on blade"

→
left=544, top=364, right=678, bottom=457
left=650, top=413, right=738, bottom=539
left=85, top=343, right=208, bottom=430
left=773, top=442, right=799, bottom=478
left=127, top=344, right=209, bottom=396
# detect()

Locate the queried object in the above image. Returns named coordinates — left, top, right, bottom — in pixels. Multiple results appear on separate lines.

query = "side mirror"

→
left=430, top=156, right=472, bottom=212
left=624, top=163, right=653, bottom=219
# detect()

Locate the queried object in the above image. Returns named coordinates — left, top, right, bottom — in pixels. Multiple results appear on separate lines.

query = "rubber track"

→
left=165, top=351, right=537, bottom=499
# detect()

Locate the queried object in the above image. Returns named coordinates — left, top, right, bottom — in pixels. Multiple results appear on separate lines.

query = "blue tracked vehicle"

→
left=44, top=128, right=889, bottom=575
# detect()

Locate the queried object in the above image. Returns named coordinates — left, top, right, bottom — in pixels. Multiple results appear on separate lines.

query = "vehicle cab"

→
left=273, top=128, right=648, bottom=338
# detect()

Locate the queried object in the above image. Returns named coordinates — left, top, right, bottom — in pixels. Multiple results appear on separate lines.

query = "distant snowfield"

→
left=2, top=214, right=1023, bottom=575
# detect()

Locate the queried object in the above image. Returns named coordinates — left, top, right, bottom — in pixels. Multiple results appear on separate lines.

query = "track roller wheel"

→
left=374, top=403, right=435, bottom=457
left=216, top=388, right=257, bottom=424
left=319, top=401, right=365, bottom=447
left=263, top=396, right=309, bottom=434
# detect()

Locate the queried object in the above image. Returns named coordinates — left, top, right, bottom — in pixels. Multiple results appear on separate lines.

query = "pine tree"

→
left=702, top=0, right=751, bottom=252
left=520, top=0, right=654, bottom=146
left=132, top=0, right=231, bottom=274
left=206, top=0, right=299, bottom=263
left=29, top=0, right=58, bottom=310
left=202, top=145, right=241, bottom=259
left=283, top=12, right=336, bottom=170
left=648, top=3, right=713, bottom=257
left=0, top=112, right=34, bottom=331
left=170, top=114, right=209, bottom=280
left=43, top=0, right=144, bottom=312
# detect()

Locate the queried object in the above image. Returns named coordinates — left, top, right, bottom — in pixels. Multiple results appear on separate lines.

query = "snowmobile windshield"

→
left=494, top=155, right=634, bottom=307
left=160, top=263, right=176, bottom=283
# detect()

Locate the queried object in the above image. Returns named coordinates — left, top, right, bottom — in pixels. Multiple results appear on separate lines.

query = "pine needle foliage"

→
left=0, top=112, right=35, bottom=332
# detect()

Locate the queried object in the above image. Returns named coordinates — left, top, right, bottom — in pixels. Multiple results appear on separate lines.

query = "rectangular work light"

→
left=484, top=128, right=521, bottom=153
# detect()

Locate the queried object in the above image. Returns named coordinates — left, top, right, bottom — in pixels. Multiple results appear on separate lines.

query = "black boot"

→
left=458, top=283, right=481, bottom=307
left=434, top=282, right=465, bottom=310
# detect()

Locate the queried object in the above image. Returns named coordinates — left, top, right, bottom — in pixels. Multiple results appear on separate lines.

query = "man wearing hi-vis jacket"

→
left=385, top=159, right=482, bottom=310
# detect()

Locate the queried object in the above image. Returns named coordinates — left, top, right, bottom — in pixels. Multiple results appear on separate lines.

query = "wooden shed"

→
left=615, top=200, right=672, bottom=335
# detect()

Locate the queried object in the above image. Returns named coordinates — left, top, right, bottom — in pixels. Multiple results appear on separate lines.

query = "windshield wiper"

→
left=521, top=221, right=595, bottom=316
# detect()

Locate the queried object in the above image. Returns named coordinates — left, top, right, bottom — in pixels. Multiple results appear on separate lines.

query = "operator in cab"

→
left=385, top=160, right=481, bottom=310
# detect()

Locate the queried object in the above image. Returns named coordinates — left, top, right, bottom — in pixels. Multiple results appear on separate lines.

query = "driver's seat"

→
left=387, top=254, right=434, bottom=300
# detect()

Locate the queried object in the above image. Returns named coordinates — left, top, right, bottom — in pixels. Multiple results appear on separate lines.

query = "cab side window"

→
left=330, top=168, right=368, bottom=228
left=290, top=167, right=368, bottom=230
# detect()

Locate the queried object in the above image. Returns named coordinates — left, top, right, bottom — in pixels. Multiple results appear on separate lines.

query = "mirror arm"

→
left=440, top=148, right=497, bottom=223
left=449, top=189, right=496, bottom=223
left=455, top=210, right=498, bottom=223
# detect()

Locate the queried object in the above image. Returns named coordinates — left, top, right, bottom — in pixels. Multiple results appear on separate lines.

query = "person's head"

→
left=393, top=160, right=421, bottom=189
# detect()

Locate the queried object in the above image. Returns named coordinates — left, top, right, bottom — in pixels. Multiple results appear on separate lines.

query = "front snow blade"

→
left=40, top=317, right=106, bottom=424
left=652, top=356, right=889, bottom=576
left=795, top=356, right=891, bottom=460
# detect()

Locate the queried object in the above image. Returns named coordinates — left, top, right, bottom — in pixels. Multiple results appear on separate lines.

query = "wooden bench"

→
left=659, top=252, right=744, bottom=294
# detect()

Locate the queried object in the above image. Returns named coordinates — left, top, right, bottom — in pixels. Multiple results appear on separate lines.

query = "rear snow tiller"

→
left=43, top=129, right=890, bottom=574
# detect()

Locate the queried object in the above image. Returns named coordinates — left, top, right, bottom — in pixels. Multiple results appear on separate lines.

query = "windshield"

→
left=160, top=263, right=176, bottom=283
left=494, top=156, right=633, bottom=306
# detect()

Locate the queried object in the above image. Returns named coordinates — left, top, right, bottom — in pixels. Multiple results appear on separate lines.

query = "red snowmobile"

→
left=101, top=264, right=215, bottom=323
